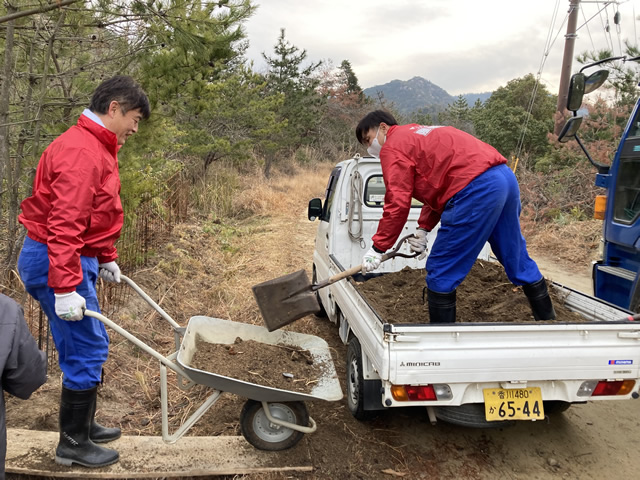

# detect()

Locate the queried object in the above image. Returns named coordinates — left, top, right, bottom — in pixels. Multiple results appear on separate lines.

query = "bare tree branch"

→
left=0, top=0, right=82, bottom=24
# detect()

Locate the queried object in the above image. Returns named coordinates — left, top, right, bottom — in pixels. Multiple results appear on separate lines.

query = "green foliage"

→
left=201, top=218, right=242, bottom=253
left=190, top=161, right=240, bottom=218
left=473, top=74, right=556, bottom=159
left=136, top=1, right=255, bottom=106
left=339, top=60, right=364, bottom=101
left=438, top=95, right=474, bottom=133
left=532, top=141, right=585, bottom=173
left=262, top=29, right=326, bottom=154
left=178, top=66, right=285, bottom=169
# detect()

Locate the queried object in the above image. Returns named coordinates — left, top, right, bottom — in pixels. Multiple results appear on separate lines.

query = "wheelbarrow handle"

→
left=119, top=275, right=182, bottom=330
left=312, top=234, right=420, bottom=290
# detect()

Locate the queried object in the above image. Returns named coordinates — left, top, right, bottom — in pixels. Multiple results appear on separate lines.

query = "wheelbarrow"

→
left=84, top=276, right=343, bottom=451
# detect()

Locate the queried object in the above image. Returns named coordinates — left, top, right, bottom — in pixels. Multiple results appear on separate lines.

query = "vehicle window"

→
left=613, top=154, right=640, bottom=224
left=322, top=166, right=342, bottom=221
left=363, top=175, right=423, bottom=208
left=627, top=108, right=640, bottom=138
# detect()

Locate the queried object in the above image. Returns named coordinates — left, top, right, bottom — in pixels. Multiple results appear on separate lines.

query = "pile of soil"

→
left=191, top=336, right=323, bottom=394
left=354, top=259, right=584, bottom=323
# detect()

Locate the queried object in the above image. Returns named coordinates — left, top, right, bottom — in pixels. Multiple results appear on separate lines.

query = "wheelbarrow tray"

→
left=176, top=316, right=343, bottom=403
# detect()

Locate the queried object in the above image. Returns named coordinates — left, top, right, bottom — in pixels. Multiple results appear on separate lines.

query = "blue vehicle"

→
left=558, top=57, right=640, bottom=312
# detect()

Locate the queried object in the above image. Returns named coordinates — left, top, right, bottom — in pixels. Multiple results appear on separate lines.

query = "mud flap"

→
left=363, top=379, right=386, bottom=411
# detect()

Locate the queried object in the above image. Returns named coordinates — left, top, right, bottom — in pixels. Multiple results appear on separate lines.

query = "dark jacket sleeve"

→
left=1, top=295, right=47, bottom=400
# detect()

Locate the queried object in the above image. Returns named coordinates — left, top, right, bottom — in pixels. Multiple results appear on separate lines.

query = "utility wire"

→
left=581, top=6, right=597, bottom=51
left=597, top=2, right=614, bottom=51
left=634, top=3, right=637, bottom=47
left=614, top=7, right=623, bottom=55
left=515, top=0, right=564, bottom=159
left=604, top=3, right=617, bottom=53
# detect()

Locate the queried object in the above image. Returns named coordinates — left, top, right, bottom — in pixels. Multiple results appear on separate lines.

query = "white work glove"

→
left=54, top=292, right=87, bottom=321
left=98, top=261, right=121, bottom=283
left=408, top=228, right=428, bottom=256
left=362, top=248, right=383, bottom=274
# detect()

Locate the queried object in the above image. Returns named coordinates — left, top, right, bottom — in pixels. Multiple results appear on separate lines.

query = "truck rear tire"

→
left=312, top=266, right=328, bottom=318
left=346, top=337, right=377, bottom=420
left=543, top=401, right=572, bottom=415
left=434, top=404, right=515, bottom=429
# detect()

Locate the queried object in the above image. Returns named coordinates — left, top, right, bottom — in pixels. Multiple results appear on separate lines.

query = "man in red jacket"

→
left=17, top=75, right=149, bottom=468
left=356, top=110, right=555, bottom=323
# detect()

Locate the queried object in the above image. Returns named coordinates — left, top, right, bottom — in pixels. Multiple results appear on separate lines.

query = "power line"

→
left=581, top=6, right=597, bottom=50
left=604, top=3, right=617, bottom=53
left=596, top=2, right=614, bottom=51
left=515, top=0, right=564, bottom=159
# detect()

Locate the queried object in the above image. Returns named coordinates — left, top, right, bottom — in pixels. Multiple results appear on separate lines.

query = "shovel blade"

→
left=252, top=269, right=321, bottom=332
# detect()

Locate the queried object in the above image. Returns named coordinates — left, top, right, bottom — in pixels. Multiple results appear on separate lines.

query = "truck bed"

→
left=333, top=268, right=640, bottom=405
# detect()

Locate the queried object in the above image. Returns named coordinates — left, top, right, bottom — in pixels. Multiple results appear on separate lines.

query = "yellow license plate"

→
left=483, top=387, right=544, bottom=421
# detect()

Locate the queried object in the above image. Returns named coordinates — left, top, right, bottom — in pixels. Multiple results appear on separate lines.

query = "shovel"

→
left=253, top=234, right=422, bottom=331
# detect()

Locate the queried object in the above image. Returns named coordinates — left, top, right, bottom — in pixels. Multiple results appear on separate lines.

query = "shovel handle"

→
left=313, top=264, right=364, bottom=290
left=312, top=234, right=420, bottom=290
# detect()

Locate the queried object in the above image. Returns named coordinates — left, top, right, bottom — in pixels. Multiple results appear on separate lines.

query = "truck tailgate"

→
left=387, top=285, right=640, bottom=385
left=388, top=322, right=640, bottom=384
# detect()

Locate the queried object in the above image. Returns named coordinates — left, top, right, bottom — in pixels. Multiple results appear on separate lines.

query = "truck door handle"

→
left=618, top=332, right=640, bottom=339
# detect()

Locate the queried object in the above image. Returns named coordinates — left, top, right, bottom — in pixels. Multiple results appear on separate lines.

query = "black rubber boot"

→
left=427, top=288, right=457, bottom=324
left=522, top=278, right=557, bottom=321
left=55, top=386, right=119, bottom=467
left=89, top=391, right=121, bottom=444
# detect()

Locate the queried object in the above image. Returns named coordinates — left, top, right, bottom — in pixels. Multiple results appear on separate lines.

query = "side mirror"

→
left=308, top=198, right=323, bottom=221
left=567, top=73, right=585, bottom=111
left=558, top=116, right=583, bottom=143
left=584, top=69, right=609, bottom=94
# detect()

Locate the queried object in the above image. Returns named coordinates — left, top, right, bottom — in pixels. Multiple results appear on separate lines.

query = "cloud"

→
left=244, top=0, right=640, bottom=96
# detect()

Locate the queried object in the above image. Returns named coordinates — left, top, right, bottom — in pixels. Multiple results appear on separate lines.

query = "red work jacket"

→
left=372, top=125, right=507, bottom=251
left=19, top=115, right=123, bottom=292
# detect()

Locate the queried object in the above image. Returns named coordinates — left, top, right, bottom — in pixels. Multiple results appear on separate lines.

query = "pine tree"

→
left=262, top=28, right=325, bottom=162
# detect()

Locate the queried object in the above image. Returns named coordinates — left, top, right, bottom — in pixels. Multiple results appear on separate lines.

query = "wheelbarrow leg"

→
left=159, top=354, right=222, bottom=444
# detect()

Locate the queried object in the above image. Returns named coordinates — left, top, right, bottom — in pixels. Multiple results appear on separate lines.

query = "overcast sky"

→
left=243, top=0, right=640, bottom=96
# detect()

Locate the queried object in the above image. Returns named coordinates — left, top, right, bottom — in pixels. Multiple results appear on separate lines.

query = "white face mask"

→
left=367, top=127, right=383, bottom=157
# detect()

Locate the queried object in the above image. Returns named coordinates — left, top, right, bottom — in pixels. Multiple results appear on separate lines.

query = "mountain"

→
left=363, top=76, right=491, bottom=115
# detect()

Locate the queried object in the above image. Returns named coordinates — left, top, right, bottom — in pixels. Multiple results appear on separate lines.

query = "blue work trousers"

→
left=17, top=237, right=109, bottom=390
left=426, top=164, right=542, bottom=293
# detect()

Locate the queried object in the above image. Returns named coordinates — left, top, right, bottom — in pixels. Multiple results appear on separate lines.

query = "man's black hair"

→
left=355, top=110, right=398, bottom=144
left=89, top=75, right=151, bottom=120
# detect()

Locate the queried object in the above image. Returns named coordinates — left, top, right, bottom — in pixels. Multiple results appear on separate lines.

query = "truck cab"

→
left=559, top=59, right=640, bottom=311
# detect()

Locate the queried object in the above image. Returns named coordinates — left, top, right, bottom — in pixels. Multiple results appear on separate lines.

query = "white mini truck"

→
left=307, top=155, right=640, bottom=427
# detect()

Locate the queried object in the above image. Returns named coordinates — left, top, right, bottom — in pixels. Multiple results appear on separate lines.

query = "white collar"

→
left=82, top=108, right=105, bottom=127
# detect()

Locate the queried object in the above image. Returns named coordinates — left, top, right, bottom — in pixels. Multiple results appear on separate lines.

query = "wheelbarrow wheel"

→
left=240, top=400, right=308, bottom=451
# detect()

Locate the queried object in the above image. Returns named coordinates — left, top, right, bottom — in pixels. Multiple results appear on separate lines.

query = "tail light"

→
left=577, top=379, right=636, bottom=397
left=390, top=384, right=452, bottom=402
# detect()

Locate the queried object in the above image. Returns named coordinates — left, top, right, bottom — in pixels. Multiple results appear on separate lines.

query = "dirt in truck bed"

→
left=354, top=259, right=584, bottom=324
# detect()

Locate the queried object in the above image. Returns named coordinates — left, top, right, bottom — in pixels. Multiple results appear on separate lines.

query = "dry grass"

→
left=526, top=218, right=602, bottom=269
left=233, top=162, right=333, bottom=218
left=109, top=160, right=335, bottom=330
